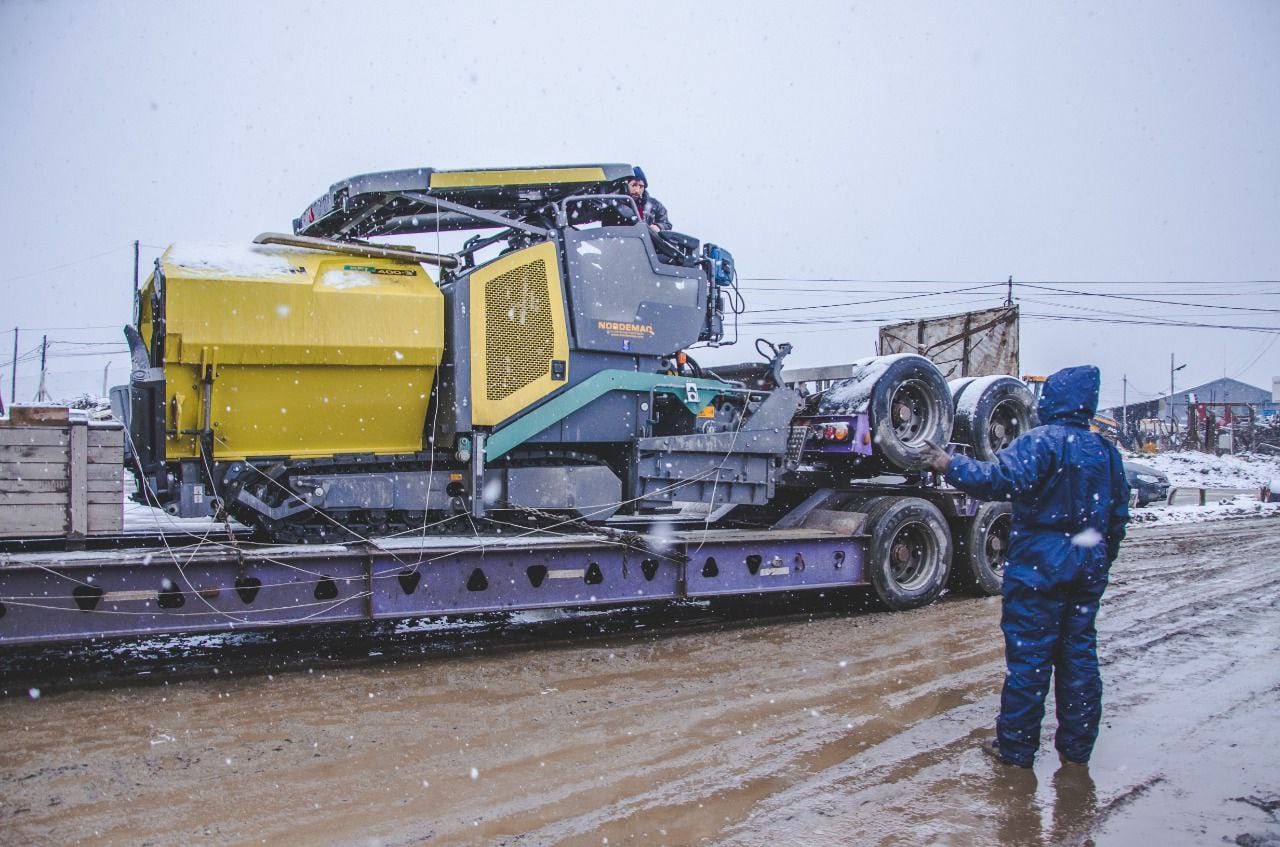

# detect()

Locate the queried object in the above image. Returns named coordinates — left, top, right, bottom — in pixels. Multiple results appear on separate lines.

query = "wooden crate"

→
left=0, top=413, right=125, bottom=539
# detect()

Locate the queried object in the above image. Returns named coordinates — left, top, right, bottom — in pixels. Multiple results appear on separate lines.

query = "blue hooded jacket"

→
left=945, top=365, right=1130, bottom=566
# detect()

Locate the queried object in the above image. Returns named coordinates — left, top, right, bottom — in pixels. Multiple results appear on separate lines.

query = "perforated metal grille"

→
left=485, top=258, right=554, bottom=401
left=786, top=425, right=809, bottom=467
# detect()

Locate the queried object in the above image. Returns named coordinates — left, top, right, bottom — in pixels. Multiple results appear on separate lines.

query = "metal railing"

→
left=1164, top=487, right=1259, bottom=506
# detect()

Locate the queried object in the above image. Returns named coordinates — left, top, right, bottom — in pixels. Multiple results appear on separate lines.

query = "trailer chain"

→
left=505, top=504, right=680, bottom=562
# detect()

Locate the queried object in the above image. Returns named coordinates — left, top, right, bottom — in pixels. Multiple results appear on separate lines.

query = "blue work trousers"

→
left=996, top=555, right=1109, bottom=767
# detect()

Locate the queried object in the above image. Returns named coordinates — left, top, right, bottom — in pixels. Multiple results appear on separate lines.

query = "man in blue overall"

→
left=922, top=365, right=1130, bottom=768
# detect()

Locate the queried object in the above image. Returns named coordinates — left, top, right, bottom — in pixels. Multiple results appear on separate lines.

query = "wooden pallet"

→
left=0, top=409, right=124, bottom=539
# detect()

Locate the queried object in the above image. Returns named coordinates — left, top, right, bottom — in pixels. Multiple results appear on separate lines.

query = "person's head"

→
left=627, top=166, right=648, bottom=201
left=1037, top=365, right=1100, bottom=427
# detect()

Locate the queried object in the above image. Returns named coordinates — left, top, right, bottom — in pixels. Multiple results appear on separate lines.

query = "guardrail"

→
left=1165, top=487, right=1258, bottom=506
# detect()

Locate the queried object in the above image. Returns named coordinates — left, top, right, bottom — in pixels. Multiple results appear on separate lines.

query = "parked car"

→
left=1125, top=461, right=1170, bottom=507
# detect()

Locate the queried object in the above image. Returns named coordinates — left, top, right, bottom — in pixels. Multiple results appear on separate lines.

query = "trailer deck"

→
left=0, top=525, right=868, bottom=646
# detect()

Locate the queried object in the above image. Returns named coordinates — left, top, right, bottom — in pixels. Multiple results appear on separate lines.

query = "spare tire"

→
left=951, top=375, right=1035, bottom=463
left=948, top=376, right=977, bottom=408
left=815, top=354, right=953, bottom=473
left=867, top=355, right=953, bottom=472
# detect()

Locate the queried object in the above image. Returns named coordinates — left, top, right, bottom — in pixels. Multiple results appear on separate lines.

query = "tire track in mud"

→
left=1, top=593, right=1011, bottom=846
left=472, top=606, right=1010, bottom=845
left=710, top=518, right=1280, bottom=847
left=1101, top=521, right=1280, bottom=699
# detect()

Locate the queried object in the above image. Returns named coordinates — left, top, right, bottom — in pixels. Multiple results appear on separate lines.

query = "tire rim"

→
left=984, top=513, right=1012, bottom=576
left=889, top=379, right=940, bottom=446
left=985, top=398, right=1027, bottom=453
left=888, top=519, right=938, bottom=590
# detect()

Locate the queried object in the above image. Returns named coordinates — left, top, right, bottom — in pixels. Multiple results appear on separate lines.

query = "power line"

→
left=0, top=246, right=133, bottom=285
left=740, top=308, right=1280, bottom=333
left=742, top=297, right=1008, bottom=325
left=1229, top=333, right=1280, bottom=379
left=44, top=348, right=129, bottom=358
left=748, top=284, right=1003, bottom=314
left=740, top=276, right=1280, bottom=285
left=1017, top=282, right=1280, bottom=314
left=1015, top=293, right=1280, bottom=331
left=1021, top=313, right=1280, bottom=333
left=9, top=324, right=124, bottom=332
left=740, top=286, right=1280, bottom=328
left=747, top=285, right=1280, bottom=296
left=54, top=340, right=128, bottom=346
left=1015, top=289, right=1279, bottom=298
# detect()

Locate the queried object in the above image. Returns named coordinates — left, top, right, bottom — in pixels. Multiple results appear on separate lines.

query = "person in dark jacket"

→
left=921, top=365, right=1130, bottom=769
left=626, top=166, right=672, bottom=233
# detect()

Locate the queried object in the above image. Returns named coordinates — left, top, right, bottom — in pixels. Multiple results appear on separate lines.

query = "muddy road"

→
left=2, top=519, right=1278, bottom=846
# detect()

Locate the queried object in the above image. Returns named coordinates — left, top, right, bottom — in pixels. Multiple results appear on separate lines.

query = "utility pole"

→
left=9, top=326, right=16, bottom=406
left=1169, top=354, right=1187, bottom=423
left=1122, top=374, right=1128, bottom=446
left=133, top=239, right=140, bottom=325
left=34, top=335, right=51, bottom=403
left=1005, top=275, right=1013, bottom=307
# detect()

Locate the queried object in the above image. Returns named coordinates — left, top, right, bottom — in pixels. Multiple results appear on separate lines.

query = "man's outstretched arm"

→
left=922, top=433, right=1056, bottom=503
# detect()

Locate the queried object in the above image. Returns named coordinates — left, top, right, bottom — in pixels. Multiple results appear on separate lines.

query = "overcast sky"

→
left=2, top=0, right=1277, bottom=410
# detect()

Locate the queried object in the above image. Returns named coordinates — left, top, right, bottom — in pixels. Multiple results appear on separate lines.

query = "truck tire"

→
left=868, top=355, right=954, bottom=472
left=864, top=496, right=952, bottom=611
left=951, top=375, right=1034, bottom=463
left=947, top=376, right=977, bottom=408
left=950, top=500, right=1011, bottom=596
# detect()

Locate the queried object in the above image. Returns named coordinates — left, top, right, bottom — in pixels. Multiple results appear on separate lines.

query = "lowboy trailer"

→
left=0, top=164, right=1028, bottom=647
left=0, top=484, right=1006, bottom=646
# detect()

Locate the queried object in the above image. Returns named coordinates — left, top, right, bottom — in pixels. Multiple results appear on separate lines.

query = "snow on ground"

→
left=1123, top=449, right=1280, bottom=527
left=1127, top=449, right=1280, bottom=490
left=1132, top=496, right=1280, bottom=527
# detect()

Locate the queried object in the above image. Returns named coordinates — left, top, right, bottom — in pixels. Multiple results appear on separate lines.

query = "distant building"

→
left=1146, top=378, right=1274, bottom=424
left=1106, top=377, right=1280, bottom=426
left=1100, top=378, right=1280, bottom=450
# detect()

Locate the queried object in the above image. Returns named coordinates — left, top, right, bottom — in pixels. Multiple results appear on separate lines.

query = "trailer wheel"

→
left=951, top=500, right=1011, bottom=596
left=864, top=497, right=952, bottom=611
left=952, top=375, right=1035, bottom=463
left=868, top=356, right=954, bottom=472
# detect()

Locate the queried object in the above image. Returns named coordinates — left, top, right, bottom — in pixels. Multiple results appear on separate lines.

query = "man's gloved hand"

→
left=920, top=439, right=952, bottom=474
